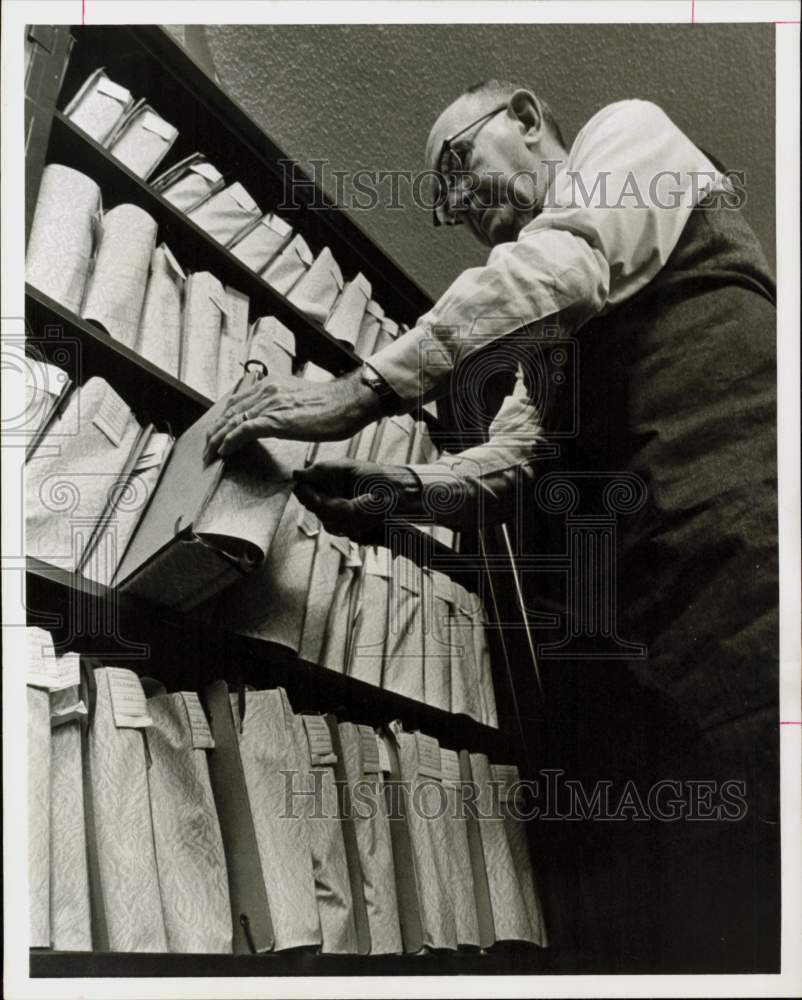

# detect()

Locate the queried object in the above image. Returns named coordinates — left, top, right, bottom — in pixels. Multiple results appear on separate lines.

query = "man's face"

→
left=427, top=93, right=548, bottom=247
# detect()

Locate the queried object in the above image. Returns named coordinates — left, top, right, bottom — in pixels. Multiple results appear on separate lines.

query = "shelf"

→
left=30, top=944, right=551, bottom=977
left=25, top=557, right=515, bottom=761
left=25, top=285, right=465, bottom=554
left=26, top=283, right=209, bottom=434
left=57, top=26, right=433, bottom=328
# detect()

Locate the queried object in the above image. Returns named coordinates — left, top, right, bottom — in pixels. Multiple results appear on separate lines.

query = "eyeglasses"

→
left=432, top=103, right=508, bottom=227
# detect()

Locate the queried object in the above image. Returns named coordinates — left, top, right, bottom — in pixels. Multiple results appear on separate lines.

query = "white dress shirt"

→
left=367, top=100, right=727, bottom=511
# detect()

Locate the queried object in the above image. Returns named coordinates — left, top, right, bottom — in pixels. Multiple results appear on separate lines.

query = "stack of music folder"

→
left=63, top=67, right=178, bottom=179
left=26, top=630, right=547, bottom=955
left=26, top=161, right=418, bottom=405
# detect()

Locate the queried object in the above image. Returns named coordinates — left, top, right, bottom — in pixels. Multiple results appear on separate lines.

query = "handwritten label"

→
left=415, top=733, right=442, bottom=780
left=92, top=385, right=130, bottom=448
left=178, top=692, right=214, bottom=748
left=27, top=627, right=55, bottom=687
left=358, top=725, right=380, bottom=773
left=440, top=749, right=461, bottom=787
left=224, top=288, right=249, bottom=342
left=106, top=668, right=152, bottom=729
left=27, top=630, right=81, bottom=691
left=302, top=715, right=337, bottom=766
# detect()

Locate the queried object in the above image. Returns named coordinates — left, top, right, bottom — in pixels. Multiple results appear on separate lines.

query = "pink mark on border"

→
left=691, top=0, right=695, bottom=24
left=780, top=721, right=802, bottom=725
left=82, top=0, right=85, bottom=24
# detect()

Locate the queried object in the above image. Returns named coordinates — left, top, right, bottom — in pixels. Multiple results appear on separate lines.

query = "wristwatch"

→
left=359, top=363, right=402, bottom=415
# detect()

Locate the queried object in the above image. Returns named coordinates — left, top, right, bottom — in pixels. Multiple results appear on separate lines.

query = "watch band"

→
left=360, top=363, right=402, bottom=416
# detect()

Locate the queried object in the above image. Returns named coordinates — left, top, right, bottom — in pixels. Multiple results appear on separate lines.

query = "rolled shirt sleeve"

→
left=367, top=99, right=724, bottom=404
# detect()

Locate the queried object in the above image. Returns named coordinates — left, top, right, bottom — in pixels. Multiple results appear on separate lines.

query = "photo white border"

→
left=2, top=2, right=799, bottom=998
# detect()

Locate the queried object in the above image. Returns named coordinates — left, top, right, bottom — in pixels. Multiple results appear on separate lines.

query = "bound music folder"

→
left=115, top=372, right=297, bottom=610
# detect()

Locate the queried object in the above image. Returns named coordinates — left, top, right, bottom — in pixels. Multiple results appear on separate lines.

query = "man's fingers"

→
left=294, top=482, right=375, bottom=537
left=294, top=481, right=326, bottom=513
left=295, top=459, right=363, bottom=498
left=215, top=416, right=275, bottom=459
left=203, top=384, right=276, bottom=461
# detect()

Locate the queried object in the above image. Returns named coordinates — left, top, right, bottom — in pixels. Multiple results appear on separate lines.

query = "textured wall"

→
left=175, top=23, right=775, bottom=300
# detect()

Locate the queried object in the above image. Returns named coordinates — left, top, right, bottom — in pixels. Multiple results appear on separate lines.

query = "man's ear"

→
left=508, top=89, right=544, bottom=146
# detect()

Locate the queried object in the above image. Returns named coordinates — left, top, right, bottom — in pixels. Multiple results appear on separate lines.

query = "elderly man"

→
left=205, top=81, right=778, bottom=972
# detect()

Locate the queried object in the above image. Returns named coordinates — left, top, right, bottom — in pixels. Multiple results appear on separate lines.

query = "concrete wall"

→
left=170, top=23, right=775, bottom=300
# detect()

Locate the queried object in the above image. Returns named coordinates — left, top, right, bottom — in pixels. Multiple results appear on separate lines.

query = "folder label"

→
left=415, top=733, right=442, bottom=780
left=106, top=667, right=152, bottom=729
left=358, top=725, right=381, bottom=773
left=180, top=692, right=215, bottom=749
left=440, top=749, right=461, bottom=787
left=26, top=629, right=81, bottom=690
left=302, top=715, right=337, bottom=766
left=92, top=386, right=130, bottom=448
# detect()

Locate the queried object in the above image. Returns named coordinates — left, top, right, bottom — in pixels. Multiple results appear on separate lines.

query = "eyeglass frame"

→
left=432, top=103, right=509, bottom=227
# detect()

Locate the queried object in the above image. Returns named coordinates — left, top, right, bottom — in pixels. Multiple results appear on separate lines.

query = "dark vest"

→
left=526, top=199, right=780, bottom=970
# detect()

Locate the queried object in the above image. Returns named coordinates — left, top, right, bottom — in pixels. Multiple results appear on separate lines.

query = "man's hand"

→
left=293, top=459, right=422, bottom=543
left=203, top=370, right=383, bottom=463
